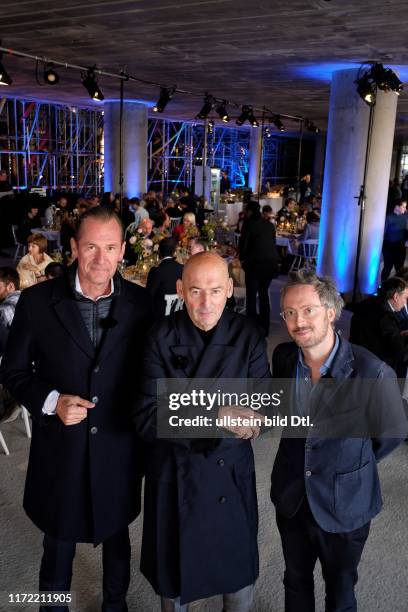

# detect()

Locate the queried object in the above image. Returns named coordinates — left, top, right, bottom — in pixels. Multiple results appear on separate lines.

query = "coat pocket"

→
left=334, top=461, right=372, bottom=518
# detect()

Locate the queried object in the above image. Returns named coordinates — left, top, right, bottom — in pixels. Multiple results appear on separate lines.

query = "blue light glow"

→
left=293, top=62, right=408, bottom=82
left=104, top=98, right=155, bottom=107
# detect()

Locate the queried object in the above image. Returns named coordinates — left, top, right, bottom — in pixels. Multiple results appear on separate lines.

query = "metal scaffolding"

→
left=0, top=98, right=103, bottom=194
left=0, top=97, right=313, bottom=196
left=147, top=119, right=251, bottom=193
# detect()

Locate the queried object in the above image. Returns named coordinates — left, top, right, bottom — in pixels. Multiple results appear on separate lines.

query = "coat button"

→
left=90, top=426, right=98, bottom=435
left=217, top=459, right=225, bottom=466
left=219, top=496, right=226, bottom=503
left=94, top=366, right=100, bottom=373
left=305, top=470, right=312, bottom=477
left=91, top=396, right=99, bottom=403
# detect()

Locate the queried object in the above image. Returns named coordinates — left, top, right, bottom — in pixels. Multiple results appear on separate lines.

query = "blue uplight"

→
left=293, top=62, right=408, bottom=82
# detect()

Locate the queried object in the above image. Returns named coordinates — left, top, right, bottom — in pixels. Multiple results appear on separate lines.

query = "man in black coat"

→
left=145, top=237, right=183, bottom=320
left=133, top=252, right=270, bottom=611
left=350, top=276, right=408, bottom=377
left=0, top=207, right=150, bottom=612
left=239, top=200, right=280, bottom=335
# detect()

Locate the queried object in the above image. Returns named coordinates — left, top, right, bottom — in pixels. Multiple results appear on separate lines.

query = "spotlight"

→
left=305, top=119, right=320, bottom=134
left=236, top=106, right=250, bottom=126
left=370, top=63, right=403, bottom=95
left=265, top=127, right=271, bottom=138
left=196, top=94, right=214, bottom=119
left=44, top=63, right=59, bottom=85
left=81, top=68, right=104, bottom=101
left=270, top=115, right=285, bottom=131
left=356, top=73, right=376, bottom=106
left=0, top=60, right=12, bottom=86
left=153, top=86, right=175, bottom=113
left=215, top=100, right=230, bottom=122
left=236, top=105, right=258, bottom=126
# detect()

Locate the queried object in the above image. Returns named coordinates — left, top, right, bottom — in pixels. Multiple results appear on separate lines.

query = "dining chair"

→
left=290, top=239, right=319, bottom=272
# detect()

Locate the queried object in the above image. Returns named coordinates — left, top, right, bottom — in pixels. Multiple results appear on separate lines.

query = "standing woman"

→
left=239, top=201, right=280, bottom=336
left=17, top=234, right=53, bottom=287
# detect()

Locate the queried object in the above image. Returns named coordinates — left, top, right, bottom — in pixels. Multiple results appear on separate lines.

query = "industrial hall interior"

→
left=1, top=1, right=408, bottom=612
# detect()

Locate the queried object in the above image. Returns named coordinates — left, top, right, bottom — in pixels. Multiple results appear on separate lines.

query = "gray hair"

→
left=281, top=269, right=344, bottom=321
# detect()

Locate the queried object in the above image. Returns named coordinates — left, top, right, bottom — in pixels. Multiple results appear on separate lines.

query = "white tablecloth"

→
left=276, top=235, right=296, bottom=255
left=32, top=228, right=61, bottom=249
left=225, top=202, right=243, bottom=226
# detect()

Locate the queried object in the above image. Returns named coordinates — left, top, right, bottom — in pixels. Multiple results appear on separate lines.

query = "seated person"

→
left=350, top=276, right=408, bottom=377
left=44, top=262, right=65, bottom=280
left=17, top=234, right=53, bottom=288
left=0, top=266, right=21, bottom=328
left=127, top=197, right=149, bottom=233
left=153, top=211, right=171, bottom=238
left=298, top=211, right=320, bottom=241
left=262, top=204, right=274, bottom=223
left=145, top=238, right=183, bottom=320
left=276, top=197, right=297, bottom=221
left=188, top=237, right=207, bottom=256
left=165, top=197, right=183, bottom=219
left=172, top=212, right=199, bottom=243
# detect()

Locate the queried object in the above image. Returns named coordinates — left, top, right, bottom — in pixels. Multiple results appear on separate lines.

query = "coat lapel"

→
left=52, top=278, right=95, bottom=360
left=97, top=292, right=136, bottom=365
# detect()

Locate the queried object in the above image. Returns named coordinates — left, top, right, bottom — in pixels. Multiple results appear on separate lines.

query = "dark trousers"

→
left=245, top=272, right=273, bottom=335
left=276, top=500, right=370, bottom=612
left=39, top=528, right=131, bottom=612
left=381, top=240, right=406, bottom=280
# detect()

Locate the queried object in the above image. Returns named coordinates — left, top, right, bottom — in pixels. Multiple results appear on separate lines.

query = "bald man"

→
left=133, top=252, right=271, bottom=611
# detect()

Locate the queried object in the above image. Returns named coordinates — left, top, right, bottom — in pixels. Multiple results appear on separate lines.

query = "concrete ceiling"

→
left=2, top=0, right=408, bottom=136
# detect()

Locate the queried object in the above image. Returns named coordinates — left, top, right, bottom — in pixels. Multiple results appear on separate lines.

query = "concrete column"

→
left=103, top=101, right=148, bottom=197
left=317, top=68, right=398, bottom=295
left=248, top=129, right=262, bottom=194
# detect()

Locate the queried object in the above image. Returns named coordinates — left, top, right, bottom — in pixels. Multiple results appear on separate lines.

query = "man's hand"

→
left=56, top=395, right=95, bottom=426
left=217, top=406, right=265, bottom=439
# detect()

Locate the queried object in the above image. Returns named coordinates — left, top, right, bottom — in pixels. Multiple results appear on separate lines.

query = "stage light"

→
left=0, top=60, right=12, bottom=86
left=305, top=119, right=320, bottom=134
left=265, top=127, right=271, bottom=138
left=153, top=86, right=175, bottom=112
left=44, top=63, right=59, bottom=85
left=271, top=115, right=285, bottom=131
left=196, top=94, right=214, bottom=119
left=215, top=100, right=230, bottom=122
left=370, top=63, right=403, bottom=94
left=81, top=69, right=104, bottom=101
left=208, top=119, right=214, bottom=134
left=236, top=105, right=258, bottom=126
left=356, top=73, right=376, bottom=105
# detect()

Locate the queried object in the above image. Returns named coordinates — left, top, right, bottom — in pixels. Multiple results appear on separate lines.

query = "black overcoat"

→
left=0, top=271, right=150, bottom=544
left=133, top=308, right=271, bottom=604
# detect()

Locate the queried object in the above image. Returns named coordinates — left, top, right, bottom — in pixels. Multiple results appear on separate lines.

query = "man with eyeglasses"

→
left=270, top=269, right=407, bottom=612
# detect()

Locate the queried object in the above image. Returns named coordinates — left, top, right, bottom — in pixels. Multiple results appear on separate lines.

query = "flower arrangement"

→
left=200, top=218, right=217, bottom=244
left=180, top=224, right=199, bottom=249
left=129, top=229, right=154, bottom=259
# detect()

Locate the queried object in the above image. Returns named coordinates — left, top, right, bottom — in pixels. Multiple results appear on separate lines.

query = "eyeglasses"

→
left=280, top=304, right=327, bottom=321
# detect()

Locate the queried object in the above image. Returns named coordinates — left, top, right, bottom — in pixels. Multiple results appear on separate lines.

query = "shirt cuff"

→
left=42, top=390, right=60, bottom=415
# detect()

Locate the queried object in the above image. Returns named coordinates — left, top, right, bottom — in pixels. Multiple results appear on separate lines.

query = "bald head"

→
left=178, top=251, right=233, bottom=331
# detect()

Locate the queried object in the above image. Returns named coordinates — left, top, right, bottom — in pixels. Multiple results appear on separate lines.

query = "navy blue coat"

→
left=271, top=337, right=407, bottom=533
left=0, top=272, right=150, bottom=544
left=133, top=308, right=271, bottom=604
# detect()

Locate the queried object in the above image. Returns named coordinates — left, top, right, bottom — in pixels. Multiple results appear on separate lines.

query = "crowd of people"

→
left=0, top=173, right=408, bottom=611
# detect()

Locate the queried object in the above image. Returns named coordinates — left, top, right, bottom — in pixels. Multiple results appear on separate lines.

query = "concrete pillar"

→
left=103, top=101, right=148, bottom=197
left=248, top=129, right=262, bottom=194
left=317, top=68, right=398, bottom=295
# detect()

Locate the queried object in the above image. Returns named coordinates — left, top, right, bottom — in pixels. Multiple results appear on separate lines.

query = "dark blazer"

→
left=349, top=295, right=408, bottom=377
left=239, top=215, right=280, bottom=278
left=132, top=308, right=271, bottom=604
left=271, top=336, right=406, bottom=533
left=145, top=257, right=183, bottom=320
left=0, top=271, right=150, bottom=544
